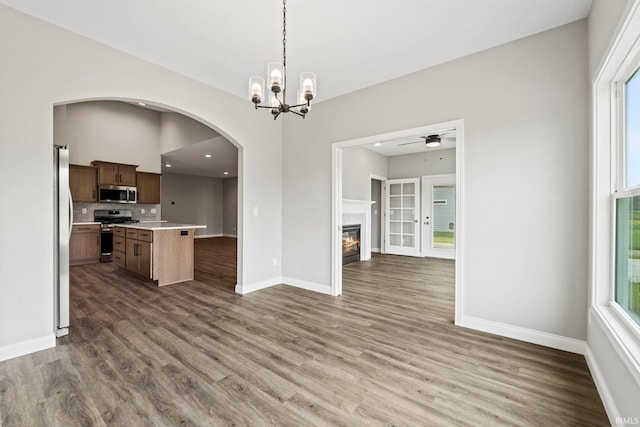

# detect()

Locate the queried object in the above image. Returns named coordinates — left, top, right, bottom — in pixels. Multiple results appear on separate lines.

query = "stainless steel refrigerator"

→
left=53, top=145, right=71, bottom=337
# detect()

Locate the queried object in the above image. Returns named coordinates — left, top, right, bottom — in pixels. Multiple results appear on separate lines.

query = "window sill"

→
left=592, top=305, right=640, bottom=388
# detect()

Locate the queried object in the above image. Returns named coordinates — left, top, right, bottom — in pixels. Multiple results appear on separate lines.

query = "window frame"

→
left=592, top=0, right=640, bottom=384
left=610, top=43, right=640, bottom=341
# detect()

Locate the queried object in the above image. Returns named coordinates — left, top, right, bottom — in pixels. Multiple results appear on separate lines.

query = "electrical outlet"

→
left=253, top=207, right=259, bottom=216
left=272, top=257, right=278, bottom=267
left=81, top=208, right=87, bottom=214
left=150, top=208, right=156, bottom=214
left=141, top=208, right=146, bottom=214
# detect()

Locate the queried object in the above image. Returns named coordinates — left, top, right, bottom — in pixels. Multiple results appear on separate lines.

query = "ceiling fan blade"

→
left=397, top=141, right=424, bottom=146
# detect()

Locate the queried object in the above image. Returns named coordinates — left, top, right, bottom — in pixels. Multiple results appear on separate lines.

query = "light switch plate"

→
left=253, top=207, right=259, bottom=216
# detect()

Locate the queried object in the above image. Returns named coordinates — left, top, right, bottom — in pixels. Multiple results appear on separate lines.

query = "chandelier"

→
left=249, top=0, right=316, bottom=120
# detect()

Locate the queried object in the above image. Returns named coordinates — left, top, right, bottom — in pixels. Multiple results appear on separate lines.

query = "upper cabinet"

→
left=91, top=161, right=137, bottom=186
left=136, top=172, right=161, bottom=204
left=69, top=165, right=97, bottom=202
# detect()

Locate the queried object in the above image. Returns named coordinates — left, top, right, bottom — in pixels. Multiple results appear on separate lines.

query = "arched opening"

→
left=54, top=97, right=244, bottom=337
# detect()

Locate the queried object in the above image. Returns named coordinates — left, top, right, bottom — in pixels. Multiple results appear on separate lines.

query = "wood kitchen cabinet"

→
left=69, top=165, right=97, bottom=202
left=92, top=161, right=137, bottom=186
left=70, top=224, right=101, bottom=265
left=125, top=229, right=153, bottom=279
left=136, top=172, right=161, bottom=204
left=115, top=224, right=200, bottom=286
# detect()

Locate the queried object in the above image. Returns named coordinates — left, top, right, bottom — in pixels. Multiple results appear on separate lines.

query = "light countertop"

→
left=116, top=222, right=205, bottom=231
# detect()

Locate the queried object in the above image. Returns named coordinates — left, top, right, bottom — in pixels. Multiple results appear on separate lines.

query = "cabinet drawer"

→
left=113, top=227, right=125, bottom=237
left=73, top=224, right=100, bottom=234
left=126, top=229, right=138, bottom=239
left=113, top=250, right=126, bottom=268
left=137, top=230, right=153, bottom=243
left=113, top=236, right=125, bottom=252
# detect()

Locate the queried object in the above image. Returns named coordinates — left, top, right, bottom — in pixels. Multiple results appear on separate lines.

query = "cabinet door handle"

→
left=96, top=235, right=99, bottom=245
left=93, top=189, right=96, bottom=199
left=119, top=173, right=122, bottom=183
left=115, top=173, right=118, bottom=182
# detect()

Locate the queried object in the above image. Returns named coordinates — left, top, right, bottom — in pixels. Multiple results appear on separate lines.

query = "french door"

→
left=385, top=178, right=421, bottom=256
left=422, top=175, right=456, bottom=259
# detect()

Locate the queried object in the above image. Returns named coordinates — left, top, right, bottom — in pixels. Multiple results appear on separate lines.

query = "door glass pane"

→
left=615, top=196, right=640, bottom=325
left=626, top=69, right=640, bottom=188
left=390, top=196, right=402, bottom=208
left=402, top=222, right=414, bottom=234
left=402, top=209, right=415, bottom=221
left=390, top=222, right=401, bottom=233
left=403, top=196, right=415, bottom=208
left=432, top=185, right=455, bottom=249
left=402, top=235, right=414, bottom=247
left=390, top=209, right=402, bottom=220
left=390, top=234, right=401, bottom=246
left=390, top=183, right=402, bottom=195
left=403, top=183, right=415, bottom=195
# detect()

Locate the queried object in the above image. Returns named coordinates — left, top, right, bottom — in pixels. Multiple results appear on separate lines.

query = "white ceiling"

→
left=0, top=0, right=593, bottom=102
left=161, top=136, right=238, bottom=178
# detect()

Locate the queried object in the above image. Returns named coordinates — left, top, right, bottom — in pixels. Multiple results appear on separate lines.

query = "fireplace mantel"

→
left=342, top=199, right=375, bottom=261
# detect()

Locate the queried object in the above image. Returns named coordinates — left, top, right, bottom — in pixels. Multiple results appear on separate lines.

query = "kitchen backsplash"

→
left=74, top=203, right=161, bottom=223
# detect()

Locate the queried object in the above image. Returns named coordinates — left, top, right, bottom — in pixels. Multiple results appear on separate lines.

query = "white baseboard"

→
left=584, top=346, right=619, bottom=426
left=0, top=334, right=56, bottom=362
left=235, top=277, right=282, bottom=294
left=195, top=233, right=223, bottom=239
left=372, top=248, right=381, bottom=253
left=235, top=276, right=333, bottom=296
left=281, top=276, right=333, bottom=295
left=462, top=315, right=586, bottom=354
left=223, top=234, right=237, bottom=238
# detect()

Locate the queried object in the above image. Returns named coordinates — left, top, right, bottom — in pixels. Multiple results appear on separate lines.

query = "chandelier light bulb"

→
left=271, top=70, right=282, bottom=85
left=249, top=76, right=265, bottom=104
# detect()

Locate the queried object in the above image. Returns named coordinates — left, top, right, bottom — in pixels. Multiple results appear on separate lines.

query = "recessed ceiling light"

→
left=166, top=164, right=172, bottom=167
left=223, top=171, right=229, bottom=175
left=205, top=154, right=212, bottom=158
left=138, top=102, right=146, bottom=106
left=374, top=143, right=381, bottom=147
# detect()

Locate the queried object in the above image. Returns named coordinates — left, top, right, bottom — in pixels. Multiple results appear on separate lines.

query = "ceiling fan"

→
left=398, top=129, right=456, bottom=148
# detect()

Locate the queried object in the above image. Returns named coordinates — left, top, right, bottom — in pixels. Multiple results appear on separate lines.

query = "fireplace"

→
left=342, top=224, right=361, bottom=265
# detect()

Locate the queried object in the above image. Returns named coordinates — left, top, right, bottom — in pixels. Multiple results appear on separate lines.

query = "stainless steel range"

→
left=94, top=209, right=139, bottom=262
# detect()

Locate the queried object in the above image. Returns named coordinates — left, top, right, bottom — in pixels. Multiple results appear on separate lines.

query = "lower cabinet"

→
left=124, top=229, right=153, bottom=279
left=113, top=227, right=126, bottom=268
left=70, top=224, right=101, bottom=265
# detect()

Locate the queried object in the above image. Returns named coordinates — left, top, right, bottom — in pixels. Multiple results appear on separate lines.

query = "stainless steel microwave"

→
left=98, top=185, right=137, bottom=204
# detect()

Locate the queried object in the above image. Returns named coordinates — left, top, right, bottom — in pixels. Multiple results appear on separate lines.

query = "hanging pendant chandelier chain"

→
left=282, top=0, right=287, bottom=100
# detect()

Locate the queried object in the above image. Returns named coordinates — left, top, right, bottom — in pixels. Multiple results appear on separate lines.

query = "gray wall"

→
left=283, top=21, right=589, bottom=341
left=387, top=148, right=456, bottom=179
left=0, top=4, right=282, bottom=358
left=342, top=147, right=387, bottom=200
left=56, top=101, right=162, bottom=173
left=587, top=0, right=640, bottom=420
left=160, top=112, right=219, bottom=154
left=223, top=177, right=238, bottom=236
left=161, top=173, right=223, bottom=237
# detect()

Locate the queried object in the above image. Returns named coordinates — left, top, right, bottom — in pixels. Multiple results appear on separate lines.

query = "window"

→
left=614, top=67, right=640, bottom=328
left=592, top=0, right=640, bottom=391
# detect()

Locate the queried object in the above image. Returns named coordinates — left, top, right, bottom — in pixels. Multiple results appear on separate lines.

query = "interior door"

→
left=385, top=178, right=421, bottom=256
left=422, top=175, right=456, bottom=259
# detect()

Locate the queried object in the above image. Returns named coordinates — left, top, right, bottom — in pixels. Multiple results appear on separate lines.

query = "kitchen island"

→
left=113, top=222, right=205, bottom=286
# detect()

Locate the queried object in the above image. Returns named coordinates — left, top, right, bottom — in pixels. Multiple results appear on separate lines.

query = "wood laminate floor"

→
left=0, top=238, right=608, bottom=426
